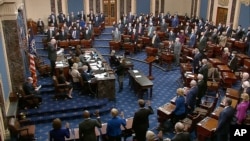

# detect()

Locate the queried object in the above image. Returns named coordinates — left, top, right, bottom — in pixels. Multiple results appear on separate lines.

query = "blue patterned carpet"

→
left=25, top=27, right=241, bottom=141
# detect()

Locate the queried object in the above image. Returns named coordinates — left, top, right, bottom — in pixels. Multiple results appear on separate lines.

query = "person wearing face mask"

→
left=228, top=51, right=238, bottom=72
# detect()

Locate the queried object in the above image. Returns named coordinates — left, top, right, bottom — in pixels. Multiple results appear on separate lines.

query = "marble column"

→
left=131, top=0, right=136, bottom=15
left=150, top=0, right=155, bottom=15
left=233, top=0, right=241, bottom=29
left=85, top=0, right=90, bottom=22
left=117, top=0, right=121, bottom=22
left=0, top=3, right=25, bottom=93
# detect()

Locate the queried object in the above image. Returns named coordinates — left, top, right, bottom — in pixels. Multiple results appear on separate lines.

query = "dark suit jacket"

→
left=23, top=82, right=36, bottom=95
left=192, top=52, right=202, bottom=74
left=78, top=118, right=102, bottom=141
left=198, top=36, right=207, bottom=53
left=186, top=86, right=198, bottom=110
left=171, top=132, right=191, bottom=141
left=49, top=128, right=70, bottom=141
left=228, top=56, right=238, bottom=72
left=58, top=31, right=68, bottom=41
left=199, top=64, right=208, bottom=82
left=47, top=43, right=57, bottom=62
left=216, top=106, right=235, bottom=134
left=132, top=106, right=154, bottom=132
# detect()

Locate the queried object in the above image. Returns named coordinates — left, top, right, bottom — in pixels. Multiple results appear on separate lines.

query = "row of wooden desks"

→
left=64, top=117, right=133, bottom=141
left=196, top=87, right=240, bottom=141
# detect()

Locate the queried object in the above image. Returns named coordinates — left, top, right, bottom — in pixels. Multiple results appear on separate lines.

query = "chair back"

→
left=8, top=118, right=20, bottom=135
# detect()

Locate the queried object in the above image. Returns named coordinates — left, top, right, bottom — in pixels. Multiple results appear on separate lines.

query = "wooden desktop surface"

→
left=157, top=102, right=176, bottom=120
left=210, top=106, right=224, bottom=120
left=128, top=70, right=153, bottom=98
left=217, top=65, right=231, bottom=72
left=226, top=88, right=240, bottom=100
left=197, top=116, right=218, bottom=138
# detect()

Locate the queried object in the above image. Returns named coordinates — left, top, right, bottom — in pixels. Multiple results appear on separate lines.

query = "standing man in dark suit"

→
left=213, top=97, right=235, bottom=141
left=185, top=80, right=198, bottom=114
left=47, top=38, right=57, bottom=76
left=198, top=32, right=207, bottom=57
left=228, top=51, right=238, bottom=72
left=78, top=110, right=102, bottom=141
left=132, top=99, right=154, bottom=141
left=199, top=58, right=208, bottom=84
left=151, top=30, right=161, bottom=48
left=37, top=18, right=44, bottom=34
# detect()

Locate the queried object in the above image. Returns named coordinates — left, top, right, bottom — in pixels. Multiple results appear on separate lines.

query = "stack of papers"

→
left=135, top=75, right=142, bottom=78
left=133, top=70, right=139, bottom=73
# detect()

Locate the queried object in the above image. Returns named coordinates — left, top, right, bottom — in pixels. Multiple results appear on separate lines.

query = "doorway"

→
left=216, top=7, right=228, bottom=25
left=103, top=0, right=117, bottom=26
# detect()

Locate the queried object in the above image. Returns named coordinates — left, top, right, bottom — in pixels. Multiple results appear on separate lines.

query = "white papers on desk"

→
left=91, top=66, right=99, bottom=70
left=89, top=63, right=97, bottom=66
left=94, top=73, right=107, bottom=78
left=186, top=56, right=193, bottom=60
left=135, top=75, right=142, bottom=78
left=187, top=74, right=194, bottom=78
left=133, top=70, right=139, bottom=73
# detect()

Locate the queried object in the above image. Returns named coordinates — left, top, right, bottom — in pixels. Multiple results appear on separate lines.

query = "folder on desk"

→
left=133, top=70, right=139, bottom=73
left=135, top=75, right=142, bottom=78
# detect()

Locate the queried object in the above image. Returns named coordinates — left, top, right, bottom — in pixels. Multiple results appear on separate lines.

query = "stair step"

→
left=28, top=102, right=111, bottom=124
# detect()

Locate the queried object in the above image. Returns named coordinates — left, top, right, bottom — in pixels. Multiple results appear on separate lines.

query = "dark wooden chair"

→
left=181, top=113, right=202, bottom=132
left=141, top=37, right=152, bottom=48
left=160, top=52, right=174, bottom=70
left=94, top=27, right=101, bottom=37
left=123, top=42, right=135, bottom=55
left=145, top=46, right=158, bottom=57
left=194, top=94, right=219, bottom=117
left=34, top=56, right=51, bottom=76
left=8, top=117, right=36, bottom=141
left=69, top=40, right=80, bottom=47
left=58, top=40, right=69, bottom=48
left=52, top=76, right=69, bottom=100
left=80, top=39, right=93, bottom=48
left=109, top=41, right=121, bottom=52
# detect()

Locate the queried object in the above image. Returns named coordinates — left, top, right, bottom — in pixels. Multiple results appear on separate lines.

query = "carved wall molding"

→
left=240, top=0, right=250, bottom=6
left=218, top=0, right=229, bottom=6
left=0, top=2, right=18, bottom=20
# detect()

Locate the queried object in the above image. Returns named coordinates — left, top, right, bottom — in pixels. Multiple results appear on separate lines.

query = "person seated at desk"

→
left=171, top=88, right=186, bottom=125
left=57, top=69, right=73, bottom=99
left=81, top=65, right=95, bottom=82
left=22, top=77, right=42, bottom=108
left=81, top=65, right=96, bottom=96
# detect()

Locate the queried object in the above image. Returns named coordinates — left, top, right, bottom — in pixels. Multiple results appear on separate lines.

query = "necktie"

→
left=73, top=31, right=76, bottom=38
left=152, top=35, right=156, bottom=44
left=139, top=26, right=141, bottom=33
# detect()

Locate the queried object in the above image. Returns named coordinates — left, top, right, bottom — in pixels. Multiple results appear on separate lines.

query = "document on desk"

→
left=89, top=62, right=97, bottom=66
left=133, top=70, right=139, bottom=73
left=135, top=75, right=142, bottom=78
left=56, top=63, right=64, bottom=67
left=91, top=66, right=99, bottom=70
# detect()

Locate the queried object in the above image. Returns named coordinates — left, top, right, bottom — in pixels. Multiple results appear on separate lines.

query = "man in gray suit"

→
left=174, top=38, right=182, bottom=66
left=112, top=27, right=121, bottom=42
left=47, top=38, right=57, bottom=76
left=79, top=110, right=102, bottom=141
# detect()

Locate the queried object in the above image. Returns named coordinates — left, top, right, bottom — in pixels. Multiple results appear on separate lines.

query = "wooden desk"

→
left=196, top=116, right=218, bottom=141
left=83, top=49, right=116, bottom=100
left=128, top=70, right=154, bottom=98
left=55, top=59, right=70, bottom=81
left=208, top=58, right=224, bottom=67
left=243, top=59, right=250, bottom=72
left=160, top=51, right=174, bottom=70
left=217, top=65, right=231, bottom=72
left=236, top=53, right=250, bottom=66
left=226, top=88, right=240, bottom=100
left=207, top=81, right=219, bottom=92
left=157, top=102, right=176, bottom=122
left=221, top=72, right=237, bottom=88
left=210, top=106, right=224, bottom=120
